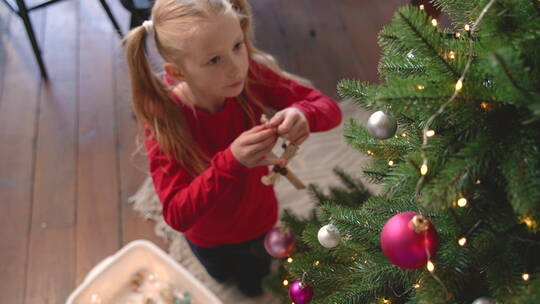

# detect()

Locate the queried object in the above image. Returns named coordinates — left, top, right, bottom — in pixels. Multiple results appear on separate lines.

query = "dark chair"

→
left=0, top=0, right=123, bottom=80
left=120, top=0, right=153, bottom=29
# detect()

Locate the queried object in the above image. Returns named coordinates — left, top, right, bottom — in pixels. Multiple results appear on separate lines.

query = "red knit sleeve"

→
left=145, top=137, right=249, bottom=232
left=248, top=59, right=342, bottom=132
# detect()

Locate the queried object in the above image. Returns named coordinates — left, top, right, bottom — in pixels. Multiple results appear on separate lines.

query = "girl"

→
left=124, top=0, right=342, bottom=297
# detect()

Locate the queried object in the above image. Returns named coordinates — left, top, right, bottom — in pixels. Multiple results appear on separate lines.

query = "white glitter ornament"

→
left=318, top=224, right=341, bottom=248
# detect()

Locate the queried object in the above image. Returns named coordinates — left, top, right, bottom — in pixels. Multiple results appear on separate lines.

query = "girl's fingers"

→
left=277, top=114, right=297, bottom=136
left=257, top=155, right=287, bottom=167
left=242, top=128, right=276, bottom=145
left=251, top=136, right=278, bottom=155
left=293, top=133, right=309, bottom=145
left=268, top=112, right=285, bottom=128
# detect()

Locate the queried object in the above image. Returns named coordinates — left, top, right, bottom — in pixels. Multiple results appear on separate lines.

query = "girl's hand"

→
left=267, top=107, right=310, bottom=145
left=231, top=125, right=286, bottom=168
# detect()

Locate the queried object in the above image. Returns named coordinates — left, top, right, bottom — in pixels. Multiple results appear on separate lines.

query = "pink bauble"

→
left=264, top=227, right=296, bottom=258
left=380, top=211, right=439, bottom=269
left=288, top=280, right=313, bottom=304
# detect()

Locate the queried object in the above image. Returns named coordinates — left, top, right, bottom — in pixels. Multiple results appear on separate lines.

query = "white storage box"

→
left=66, top=240, right=222, bottom=304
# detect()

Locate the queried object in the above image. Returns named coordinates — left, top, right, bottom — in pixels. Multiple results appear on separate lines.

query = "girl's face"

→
left=177, top=13, right=249, bottom=104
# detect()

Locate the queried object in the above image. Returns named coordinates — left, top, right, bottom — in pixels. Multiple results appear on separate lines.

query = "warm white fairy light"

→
left=283, top=279, right=289, bottom=286
left=455, top=32, right=461, bottom=38
left=314, top=260, right=320, bottom=266
left=448, top=51, right=456, bottom=59
left=457, top=197, right=468, bottom=207
left=425, top=130, right=435, bottom=137
left=427, top=260, right=435, bottom=272
left=522, top=217, right=534, bottom=228
left=419, top=4, right=425, bottom=10
left=388, top=160, right=394, bottom=166
left=418, top=84, right=425, bottom=90
left=464, top=24, right=471, bottom=31
left=414, top=283, right=421, bottom=289
left=431, top=19, right=438, bottom=26
left=458, top=237, right=467, bottom=246
left=522, top=273, right=530, bottom=281
left=420, top=163, right=428, bottom=176
left=287, top=257, right=293, bottom=263
left=455, top=78, right=463, bottom=91
left=476, top=179, right=481, bottom=184
left=402, top=133, right=407, bottom=137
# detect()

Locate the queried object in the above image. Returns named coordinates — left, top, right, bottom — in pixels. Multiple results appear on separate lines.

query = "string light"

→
left=480, top=102, right=489, bottom=109
left=402, top=133, right=407, bottom=137
left=283, top=279, right=289, bottom=286
left=417, top=84, right=425, bottom=90
left=522, top=273, right=530, bottom=281
left=455, top=79, right=463, bottom=91
left=457, top=197, right=468, bottom=207
left=458, top=237, right=467, bottom=246
left=419, top=4, right=425, bottom=10
left=431, top=19, right=438, bottom=27
left=476, top=179, right=481, bottom=184
left=464, top=24, right=471, bottom=31
left=448, top=51, right=456, bottom=59
left=314, top=260, right=320, bottom=266
left=420, top=163, right=428, bottom=176
left=427, top=260, right=435, bottom=272
left=425, top=130, right=435, bottom=137
left=382, top=298, right=391, bottom=304
left=455, top=32, right=461, bottom=38
left=523, top=217, right=534, bottom=228
left=287, top=257, right=293, bottom=263
left=414, top=283, right=421, bottom=289
left=388, top=160, right=394, bottom=166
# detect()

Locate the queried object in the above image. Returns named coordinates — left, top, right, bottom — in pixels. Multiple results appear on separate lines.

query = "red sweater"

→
left=145, top=61, right=342, bottom=247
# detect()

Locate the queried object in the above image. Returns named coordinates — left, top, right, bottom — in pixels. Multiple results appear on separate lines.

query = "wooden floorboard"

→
left=0, top=2, right=45, bottom=302
left=75, top=0, right=120, bottom=285
left=0, top=0, right=406, bottom=301
left=24, top=1, right=78, bottom=302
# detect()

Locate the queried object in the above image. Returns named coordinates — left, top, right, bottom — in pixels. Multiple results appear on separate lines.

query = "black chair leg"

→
left=98, top=0, right=124, bottom=38
left=15, top=0, right=48, bottom=79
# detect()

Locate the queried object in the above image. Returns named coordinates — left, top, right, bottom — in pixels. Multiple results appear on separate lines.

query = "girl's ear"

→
left=163, top=63, right=185, bottom=82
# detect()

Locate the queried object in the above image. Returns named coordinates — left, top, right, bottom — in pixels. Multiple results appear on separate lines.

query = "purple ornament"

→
left=264, top=227, right=296, bottom=258
left=380, top=211, right=439, bottom=269
left=288, top=280, right=313, bottom=304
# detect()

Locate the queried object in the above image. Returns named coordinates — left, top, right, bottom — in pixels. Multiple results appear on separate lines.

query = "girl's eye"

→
left=208, top=56, right=220, bottom=65
left=234, top=42, right=243, bottom=50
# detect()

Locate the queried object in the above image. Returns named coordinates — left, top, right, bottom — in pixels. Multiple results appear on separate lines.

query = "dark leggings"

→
left=186, top=233, right=271, bottom=297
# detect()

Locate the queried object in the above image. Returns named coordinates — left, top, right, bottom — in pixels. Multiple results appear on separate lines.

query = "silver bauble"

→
left=472, top=297, right=494, bottom=304
left=366, top=111, right=397, bottom=139
left=317, top=224, right=341, bottom=248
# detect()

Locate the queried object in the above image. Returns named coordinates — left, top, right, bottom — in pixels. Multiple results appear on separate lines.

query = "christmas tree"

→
left=264, top=0, right=540, bottom=303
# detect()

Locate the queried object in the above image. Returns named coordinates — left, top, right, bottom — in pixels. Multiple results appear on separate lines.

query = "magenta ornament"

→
left=288, top=280, right=313, bottom=304
left=380, top=211, right=439, bottom=269
left=264, top=227, right=296, bottom=258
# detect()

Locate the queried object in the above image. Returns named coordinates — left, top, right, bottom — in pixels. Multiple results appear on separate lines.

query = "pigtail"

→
left=124, top=25, right=210, bottom=177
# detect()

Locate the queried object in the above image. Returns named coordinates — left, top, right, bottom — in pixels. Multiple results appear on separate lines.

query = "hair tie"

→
left=142, top=20, right=154, bottom=35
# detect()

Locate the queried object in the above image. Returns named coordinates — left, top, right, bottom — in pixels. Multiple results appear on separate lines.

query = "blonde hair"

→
left=124, top=0, right=310, bottom=177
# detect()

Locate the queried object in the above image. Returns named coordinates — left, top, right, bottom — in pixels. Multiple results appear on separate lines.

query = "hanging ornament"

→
left=366, top=111, right=397, bottom=140
left=472, top=297, right=494, bottom=304
left=380, top=212, right=439, bottom=269
left=288, top=280, right=314, bottom=304
left=264, top=227, right=296, bottom=258
left=317, top=224, right=341, bottom=248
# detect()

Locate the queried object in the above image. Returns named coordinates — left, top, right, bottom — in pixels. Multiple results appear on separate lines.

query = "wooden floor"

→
left=0, top=0, right=403, bottom=302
